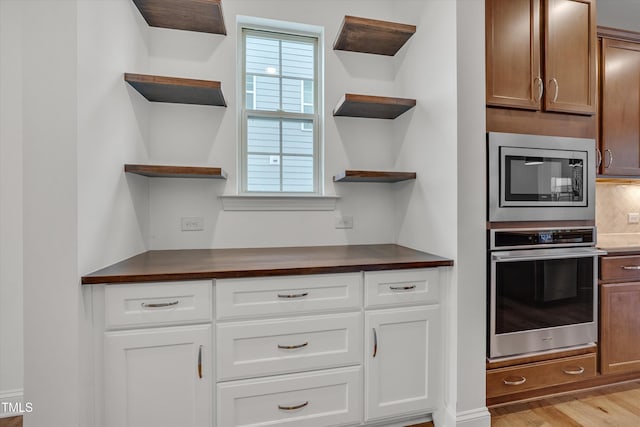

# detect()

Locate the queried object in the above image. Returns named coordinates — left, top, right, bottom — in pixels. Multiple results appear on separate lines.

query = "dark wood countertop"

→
left=81, top=244, right=453, bottom=285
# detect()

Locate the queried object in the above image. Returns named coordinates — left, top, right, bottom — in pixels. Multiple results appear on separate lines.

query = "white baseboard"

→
left=0, top=389, right=24, bottom=418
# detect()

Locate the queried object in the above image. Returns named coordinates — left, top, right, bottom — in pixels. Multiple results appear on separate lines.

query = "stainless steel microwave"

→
left=487, top=132, right=596, bottom=222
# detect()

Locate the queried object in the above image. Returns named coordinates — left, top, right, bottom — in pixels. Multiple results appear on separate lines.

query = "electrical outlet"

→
left=629, top=213, right=640, bottom=224
left=335, top=215, right=354, bottom=229
left=181, top=217, right=204, bottom=231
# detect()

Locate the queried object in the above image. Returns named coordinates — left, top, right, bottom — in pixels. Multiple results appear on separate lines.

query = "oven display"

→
left=538, top=232, right=553, bottom=244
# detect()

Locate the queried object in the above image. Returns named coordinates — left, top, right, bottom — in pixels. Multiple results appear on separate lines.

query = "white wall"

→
left=0, top=0, right=24, bottom=417
left=21, top=1, right=79, bottom=426
left=598, top=0, right=640, bottom=31
left=141, top=0, right=402, bottom=250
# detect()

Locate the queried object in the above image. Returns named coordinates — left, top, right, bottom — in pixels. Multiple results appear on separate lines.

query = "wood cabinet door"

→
left=104, top=324, right=212, bottom=427
left=364, top=306, right=440, bottom=422
left=600, top=283, right=640, bottom=375
left=486, top=0, right=542, bottom=110
left=544, top=0, right=596, bottom=114
left=600, top=38, right=640, bottom=176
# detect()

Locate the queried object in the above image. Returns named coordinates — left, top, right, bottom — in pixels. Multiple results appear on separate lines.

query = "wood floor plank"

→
left=490, top=381, right=640, bottom=426
left=0, top=416, right=22, bottom=427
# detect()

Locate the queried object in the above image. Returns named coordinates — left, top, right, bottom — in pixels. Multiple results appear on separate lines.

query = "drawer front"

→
left=486, top=353, right=596, bottom=398
left=217, top=312, right=362, bottom=381
left=104, top=281, right=212, bottom=329
left=217, top=366, right=362, bottom=427
left=215, top=273, right=362, bottom=320
left=364, top=269, right=439, bottom=308
left=601, top=255, right=640, bottom=282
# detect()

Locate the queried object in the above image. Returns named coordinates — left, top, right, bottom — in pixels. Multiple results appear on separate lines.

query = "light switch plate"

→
left=628, top=213, right=639, bottom=224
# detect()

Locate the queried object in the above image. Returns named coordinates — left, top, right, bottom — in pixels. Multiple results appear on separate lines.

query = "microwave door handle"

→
left=493, top=249, right=607, bottom=262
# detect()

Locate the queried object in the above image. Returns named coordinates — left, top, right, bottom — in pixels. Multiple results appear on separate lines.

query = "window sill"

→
left=219, top=195, right=340, bottom=211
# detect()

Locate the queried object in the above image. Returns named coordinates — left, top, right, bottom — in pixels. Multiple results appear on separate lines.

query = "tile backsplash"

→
left=596, top=182, right=640, bottom=233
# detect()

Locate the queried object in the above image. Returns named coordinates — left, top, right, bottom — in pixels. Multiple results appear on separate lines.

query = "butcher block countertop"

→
left=81, top=244, right=454, bottom=285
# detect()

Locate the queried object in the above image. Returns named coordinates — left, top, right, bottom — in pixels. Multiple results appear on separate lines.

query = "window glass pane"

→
left=247, top=154, right=280, bottom=192
left=253, top=75, right=280, bottom=111
left=282, top=119, right=313, bottom=155
left=283, top=156, right=313, bottom=192
left=246, top=36, right=279, bottom=76
left=282, top=39, right=314, bottom=79
left=247, top=117, right=279, bottom=154
left=282, top=78, right=305, bottom=113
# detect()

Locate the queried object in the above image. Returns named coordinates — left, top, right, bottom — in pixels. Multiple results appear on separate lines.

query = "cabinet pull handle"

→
left=562, top=366, right=585, bottom=375
left=197, top=345, right=202, bottom=379
left=277, top=292, right=308, bottom=299
left=534, top=77, right=543, bottom=102
left=373, top=328, right=378, bottom=358
left=389, top=285, right=417, bottom=291
left=550, top=78, right=559, bottom=102
left=596, top=149, right=602, bottom=168
left=605, top=149, right=613, bottom=169
left=278, top=342, right=308, bottom=350
left=141, top=300, right=179, bottom=308
left=278, top=401, right=309, bottom=411
left=622, top=265, right=640, bottom=270
left=503, top=375, right=526, bottom=386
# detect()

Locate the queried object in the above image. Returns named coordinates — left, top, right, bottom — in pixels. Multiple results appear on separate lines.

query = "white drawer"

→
left=364, top=269, right=439, bottom=308
left=215, top=273, right=362, bottom=320
left=217, top=312, right=362, bottom=381
left=217, top=366, right=362, bottom=427
left=104, top=281, right=212, bottom=329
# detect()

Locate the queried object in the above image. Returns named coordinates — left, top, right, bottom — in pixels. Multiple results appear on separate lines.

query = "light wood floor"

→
left=0, top=417, right=21, bottom=427
left=490, top=380, right=640, bottom=426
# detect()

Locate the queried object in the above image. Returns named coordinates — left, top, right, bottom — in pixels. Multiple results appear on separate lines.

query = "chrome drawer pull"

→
left=503, top=376, right=526, bottom=386
left=389, top=285, right=417, bottom=291
left=562, top=366, right=585, bottom=375
left=278, top=342, right=309, bottom=350
left=622, top=266, right=640, bottom=270
left=277, top=292, right=309, bottom=299
left=278, top=401, right=309, bottom=411
left=141, top=300, right=179, bottom=308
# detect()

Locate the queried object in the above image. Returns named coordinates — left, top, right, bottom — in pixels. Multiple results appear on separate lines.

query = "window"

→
left=241, top=28, right=320, bottom=194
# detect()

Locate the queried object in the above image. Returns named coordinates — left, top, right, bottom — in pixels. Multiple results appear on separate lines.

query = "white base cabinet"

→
left=104, top=325, right=212, bottom=427
left=94, top=270, right=444, bottom=427
left=364, top=306, right=440, bottom=422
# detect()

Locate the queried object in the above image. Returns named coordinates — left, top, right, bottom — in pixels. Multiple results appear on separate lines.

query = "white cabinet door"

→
left=364, top=305, right=440, bottom=422
left=104, top=324, right=212, bottom=427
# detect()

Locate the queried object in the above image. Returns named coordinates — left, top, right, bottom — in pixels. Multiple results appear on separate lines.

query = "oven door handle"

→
left=492, top=249, right=607, bottom=262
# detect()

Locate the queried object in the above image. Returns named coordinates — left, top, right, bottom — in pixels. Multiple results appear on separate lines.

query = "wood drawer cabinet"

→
left=486, top=0, right=596, bottom=115
left=364, top=268, right=439, bottom=308
left=600, top=255, right=640, bottom=283
left=486, top=353, right=596, bottom=398
left=599, top=36, right=640, bottom=176
left=217, top=366, right=363, bottom=427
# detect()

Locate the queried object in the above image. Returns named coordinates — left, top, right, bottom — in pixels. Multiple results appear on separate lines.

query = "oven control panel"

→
left=491, top=227, right=595, bottom=250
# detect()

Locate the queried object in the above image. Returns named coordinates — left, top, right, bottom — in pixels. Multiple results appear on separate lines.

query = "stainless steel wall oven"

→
left=488, top=227, right=604, bottom=359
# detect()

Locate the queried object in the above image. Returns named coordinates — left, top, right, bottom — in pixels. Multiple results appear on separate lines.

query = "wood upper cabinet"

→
left=599, top=37, right=640, bottom=176
left=486, top=0, right=596, bottom=115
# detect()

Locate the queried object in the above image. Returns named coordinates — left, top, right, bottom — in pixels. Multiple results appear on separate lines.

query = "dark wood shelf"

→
left=125, top=164, right=227, bottom=179
left=124, top=73, right=227, bottom=106
left=132, top=0, right=226, bottom=34
left=333, top=15, right=416, bottom=56
left=333, top=94, right=416, bottom=119
left=334, top=170, right=416, bottom=183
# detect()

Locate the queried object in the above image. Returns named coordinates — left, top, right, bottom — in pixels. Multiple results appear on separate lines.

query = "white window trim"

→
left=237, top=18, right=324, bottom=197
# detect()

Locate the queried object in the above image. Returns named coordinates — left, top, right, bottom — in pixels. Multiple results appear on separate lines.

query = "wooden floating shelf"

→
left=125, top=164, right=228, bottom=179
left=124, top=73, right=227, bottom=106
left=132, top=0, right=226, bottom=35
left=334, top=170, right=417, bottom=183
left=333, top=15, right=416, bottom=56
left=333, top=94, right=416, bottom=119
